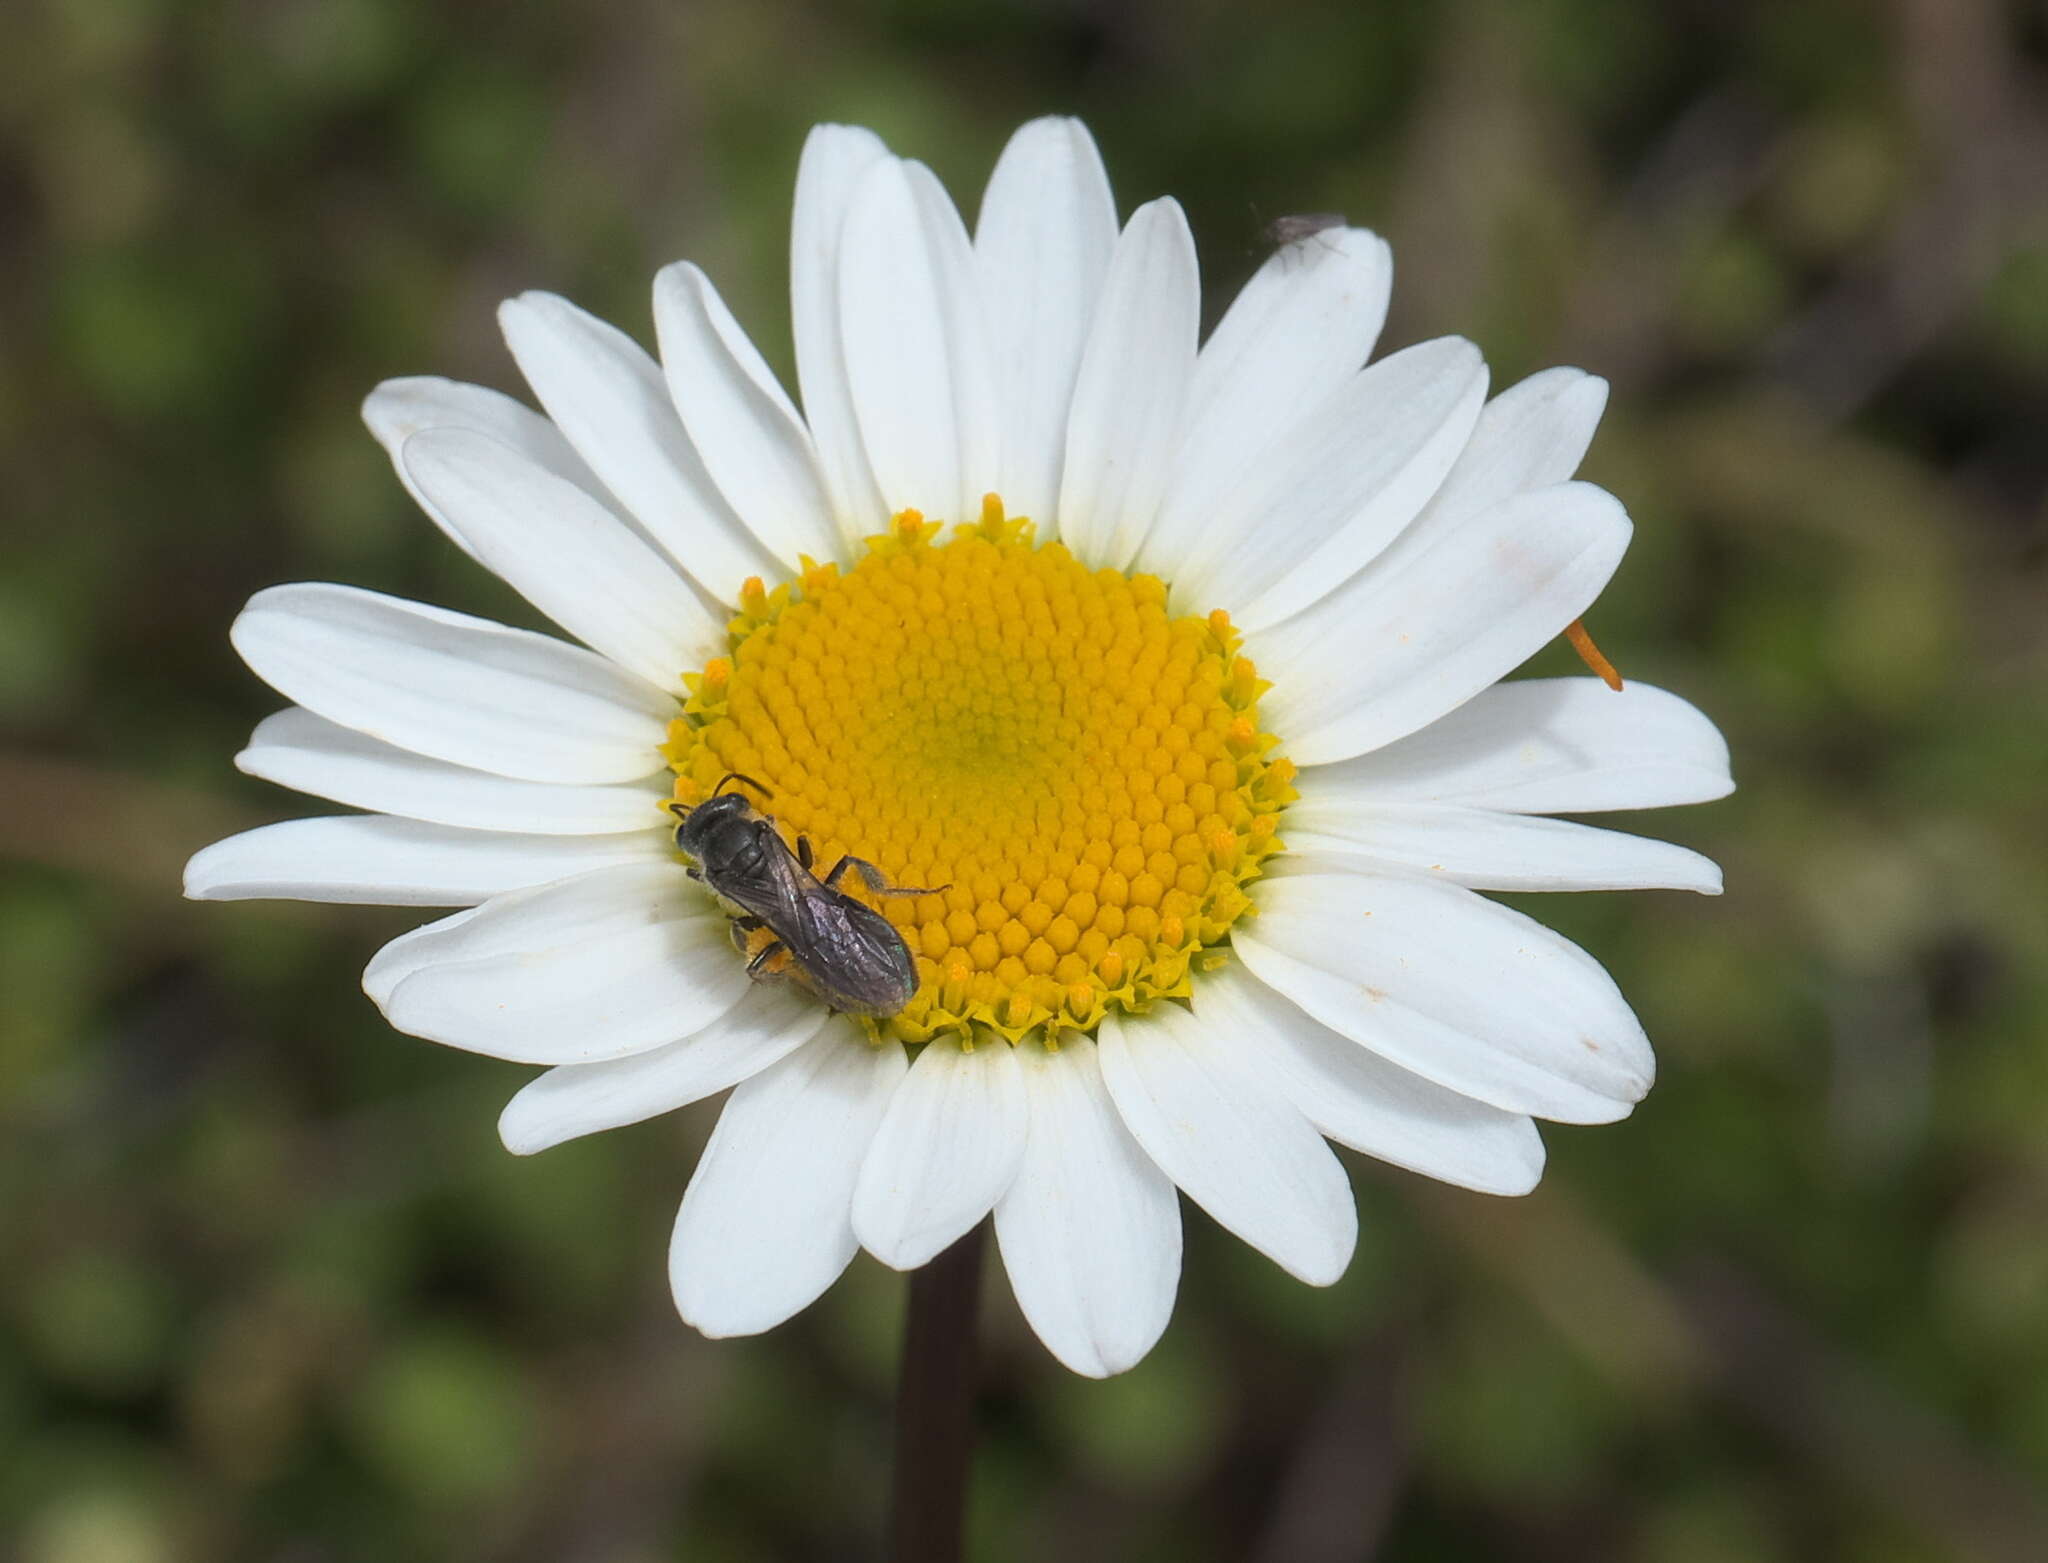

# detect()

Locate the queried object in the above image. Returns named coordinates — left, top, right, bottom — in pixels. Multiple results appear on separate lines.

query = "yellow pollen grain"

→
left=664, top=498, right=1292, bottom=1045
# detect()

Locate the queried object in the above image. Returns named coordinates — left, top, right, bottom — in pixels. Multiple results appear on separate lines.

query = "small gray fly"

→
left=1264, top=212, right=1348, bottom=251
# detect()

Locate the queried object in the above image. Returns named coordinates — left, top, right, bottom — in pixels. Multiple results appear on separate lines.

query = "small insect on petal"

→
left=1264, top=212, right=1347, bottom=248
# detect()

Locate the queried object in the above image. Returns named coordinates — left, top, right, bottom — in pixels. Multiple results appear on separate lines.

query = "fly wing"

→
left=788, top=889, right=918, bottom=1015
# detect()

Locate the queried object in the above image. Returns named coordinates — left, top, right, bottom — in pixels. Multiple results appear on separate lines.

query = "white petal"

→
left=1236, top=870, right=1653, bottom=1123
left=1200, top=963, right=1545, bottom=1195
left=1410, top=366, right=1609, bottom=535
left=993, top=1039, right=1181, bottom=1377
left=498, top=291, right=780, bottom=602
left=1055, top=198, right=1200, bottom=570
left=230, top=583, right=674, bottom=785
left=364, top=905, right=482, bottom=1007
left=399, top=427, right=722, bottom=687
left=672, top=1031, right=906, bottom=1337
left=361, top=376, right=624, bottom=562
left=1139, top=226, right=1392, bottom=579
left=1183, top=227, right=1392, bottom=444
left=839, top=157, right=1003, bottom=525
left=1170, top=337, right=1489, bottom=630
left=1281, top=800, right=1724, bottom=894
left=498, top=984, right=829, bottom=1154
left=1301, top=678, right=1735, bottom=813
left=1257, top=482, right=1633, bottom=766
left=852, top=1035, right=1028, bottom=1270
left=377, top=861, right=750, bottom=1063
left=358, top=865, right=705, bottom=1009
left=973, top=116, right=1118, bottom=532
left=653, top=262, right=842, bottom=570
left=1097, top=1008, right=1355, bottom=1285
left=184, top=816, right=667, bottom=906
left=237, top=708, right=672, bottom=835
left=791, top=123, right=893, bottom=546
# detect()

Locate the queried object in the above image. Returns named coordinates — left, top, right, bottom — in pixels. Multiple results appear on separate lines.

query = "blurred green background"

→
left=4, top=0, right=2047, bottom=1558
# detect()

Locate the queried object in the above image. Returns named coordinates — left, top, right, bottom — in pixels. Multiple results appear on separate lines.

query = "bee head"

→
left=668, top=773, right=773, bottom=856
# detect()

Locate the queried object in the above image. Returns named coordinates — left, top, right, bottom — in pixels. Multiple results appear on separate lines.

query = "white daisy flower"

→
left=186, top=117, right=1731, bottom=1378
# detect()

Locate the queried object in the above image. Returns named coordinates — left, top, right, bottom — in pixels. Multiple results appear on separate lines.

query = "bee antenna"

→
left=714, top=771, right=774, bottom=800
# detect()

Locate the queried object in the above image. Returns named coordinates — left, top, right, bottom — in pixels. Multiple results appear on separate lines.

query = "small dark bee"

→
left=1263, top=212, right=1347, bottom=251
left=668, top=773, right=947, bottom=1017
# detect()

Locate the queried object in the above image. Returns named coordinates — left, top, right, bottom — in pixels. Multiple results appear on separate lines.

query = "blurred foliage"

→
left=3, top=0, right=2047, bottom=1559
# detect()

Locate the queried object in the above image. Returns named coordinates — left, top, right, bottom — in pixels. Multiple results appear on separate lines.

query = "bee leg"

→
left=820, top=854, right=877, bottom=890
left=822, top=854, right=950, bottom=898
left=727, top=916, right=765, bottom=956
left=746, top=939, right=785, bottom=976
left=796, top=835, right=814, bottom=870
left=685, top=866, right=703, bottom=882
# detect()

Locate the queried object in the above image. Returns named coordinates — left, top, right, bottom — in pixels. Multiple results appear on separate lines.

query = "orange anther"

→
left=1564, top=618, right=1624, bottom=691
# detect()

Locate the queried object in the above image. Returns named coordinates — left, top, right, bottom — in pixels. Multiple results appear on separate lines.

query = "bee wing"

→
left=706, top=830, right=812, bottom=925
left=789, top=889, right=917, bottom=1013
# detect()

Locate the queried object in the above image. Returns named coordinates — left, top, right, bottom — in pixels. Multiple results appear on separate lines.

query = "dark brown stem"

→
left=887, top=1222, right=986, bottom=1563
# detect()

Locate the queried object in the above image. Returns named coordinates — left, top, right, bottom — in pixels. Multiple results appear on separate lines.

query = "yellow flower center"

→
left=663, top=498, right=1294, bottom=1045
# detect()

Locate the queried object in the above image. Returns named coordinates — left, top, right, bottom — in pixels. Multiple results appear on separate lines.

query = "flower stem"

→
left=888, top=1221, right=986, bottom=1563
